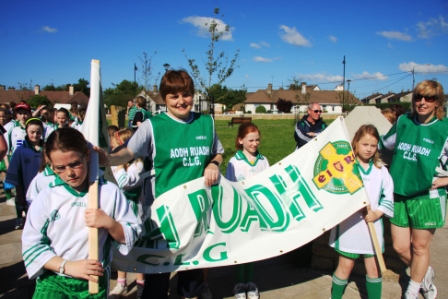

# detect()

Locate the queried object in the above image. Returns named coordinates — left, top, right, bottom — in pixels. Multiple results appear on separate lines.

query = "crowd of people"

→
left=0, top=72, right=445, bottom=299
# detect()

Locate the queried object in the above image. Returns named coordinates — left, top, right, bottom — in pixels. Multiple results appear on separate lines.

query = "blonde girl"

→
left=329, top=124, right=394, bottom=299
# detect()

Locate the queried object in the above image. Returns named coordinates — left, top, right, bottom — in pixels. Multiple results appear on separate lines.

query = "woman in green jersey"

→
left=381, top=80, right=447, bottom=299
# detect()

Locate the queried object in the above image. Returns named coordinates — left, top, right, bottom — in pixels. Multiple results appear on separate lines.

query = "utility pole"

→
left=134, top=63, right=137, bottom=83
left=342, top=55, right=346, bottom=112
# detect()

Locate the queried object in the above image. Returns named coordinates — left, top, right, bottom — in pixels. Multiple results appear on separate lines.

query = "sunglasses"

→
left=414, top=94, right=438, bottom=103
left=52, top=153, right=86, bottom=174
left=313, top=110, right=322, bottom=113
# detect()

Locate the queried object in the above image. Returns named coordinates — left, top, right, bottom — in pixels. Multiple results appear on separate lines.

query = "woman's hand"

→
left=92, top=146, right=110, bottom=166
left=204, top=163, right=220, bottom=186
left=430, top=177, right=448, bottom=190
left=65, top=259, right=104, bottom=282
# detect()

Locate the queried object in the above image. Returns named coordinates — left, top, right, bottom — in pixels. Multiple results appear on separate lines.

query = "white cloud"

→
left=376, top=31, right=412, bottom=41
left=297, top=73, right=342, bottom=83
left=253, top=56, right=273, bottom=63
left=182, top=16, right=233, bottom=41
left=417, top=16, right=448, bottom=39
left=250, top=41, right=270, bottom=49
left=279, top=25, right=311, bottom=47
left=42, top=26, right=57, bottom=33
left=353, top=71, right=388, bottom=81
left=399, top=62, right=448, bottom=73
left=250, top=43, right=261, bottom=49
left=329, top=35, right=337, bottom=43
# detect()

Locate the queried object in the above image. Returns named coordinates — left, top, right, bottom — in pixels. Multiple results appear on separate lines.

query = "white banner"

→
left=112, top=117, right=369, bottom=273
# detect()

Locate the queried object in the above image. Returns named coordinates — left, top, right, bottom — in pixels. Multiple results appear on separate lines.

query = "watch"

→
left=59, top=259, right=67, bottom=274
left=209, top=160, right=220, bottom=167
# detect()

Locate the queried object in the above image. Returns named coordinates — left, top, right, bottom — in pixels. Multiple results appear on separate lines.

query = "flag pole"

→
left=84, top=59, right=101, bottom=294
left=366, top=206, right=387, bottom=273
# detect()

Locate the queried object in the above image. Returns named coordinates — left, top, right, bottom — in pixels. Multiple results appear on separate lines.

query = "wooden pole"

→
left=88, top=181, right=99, bottom=293
left=366, top=207, right=387, bottom=273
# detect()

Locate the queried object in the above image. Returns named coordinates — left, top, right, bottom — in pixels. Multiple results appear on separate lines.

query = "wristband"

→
left=209, top=160, right=220, bottom=167
left=59, top=259, right=67, bottom=274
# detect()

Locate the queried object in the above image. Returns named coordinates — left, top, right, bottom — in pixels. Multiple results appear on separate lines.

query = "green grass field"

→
left=215, top=119, right=334, bottom=174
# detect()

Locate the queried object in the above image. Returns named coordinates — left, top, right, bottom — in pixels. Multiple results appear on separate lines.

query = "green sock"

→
left=236, top=264, right=246, bottom=283
left=331, top=273, right=348, bottom=299
left=366, top=276, right=382, bottom=299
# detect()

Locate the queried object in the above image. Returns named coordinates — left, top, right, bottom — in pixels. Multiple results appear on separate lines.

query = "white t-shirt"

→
left=329, top=162, right=394, bottom=254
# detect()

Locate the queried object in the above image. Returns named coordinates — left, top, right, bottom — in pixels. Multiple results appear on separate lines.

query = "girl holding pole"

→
left=329, top=124, right=394, bottom=299
left=22, top=127, right=141, bottom=298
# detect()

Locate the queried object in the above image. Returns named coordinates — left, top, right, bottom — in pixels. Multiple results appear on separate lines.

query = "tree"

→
left=27, top=95, right=52, bottom=109
left=289, top=77, right=310, bottom=121
left=73, top=78, right=90, bottom=97
left=337, top=90, right=359, bottom=112
left=255, top=105, right=266, bottom=113
left=103, top=80, right=140, bottom=108
left=138, top=51, right=158, bottom=91
left=276, top=98, right=293, bottom=113
left=183, top=8, right=239, bottom=97
left=208, top=84, right=246, bottom=110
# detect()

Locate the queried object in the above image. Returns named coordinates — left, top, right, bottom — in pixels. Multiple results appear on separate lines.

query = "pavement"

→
left=1, top=193, right=447, bottom=299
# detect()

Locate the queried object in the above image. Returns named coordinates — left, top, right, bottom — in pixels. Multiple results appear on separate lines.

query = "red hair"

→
left=235, top=123, right=260, bottom=150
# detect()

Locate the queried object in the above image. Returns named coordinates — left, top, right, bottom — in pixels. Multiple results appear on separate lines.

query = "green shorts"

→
left=390, top=190, right=447, bottom=229
left=335, top=248, right=375, bottom=259
left=33, top=270, right=109, bottom=299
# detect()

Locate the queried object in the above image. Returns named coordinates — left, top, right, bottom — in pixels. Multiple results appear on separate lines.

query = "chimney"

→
left=301, top=82, right=307, bottom=94
left=267, top=83, right=272, bottom=94
left=69, top=85, right=74, bottom=95
left=153, top=84, right=158, bottom=93
left=34, top=84, right=40, bottom=95
left=0, top=85, right=5, bottom=91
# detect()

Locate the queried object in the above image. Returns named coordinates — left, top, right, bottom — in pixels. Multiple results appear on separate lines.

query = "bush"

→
left=255, top=106, right=267, bottom=113
left=276, top=98, right=293, bottom=113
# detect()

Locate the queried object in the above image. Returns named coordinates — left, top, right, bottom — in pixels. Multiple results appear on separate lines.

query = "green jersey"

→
left=381, top=114, right=448, bottom=197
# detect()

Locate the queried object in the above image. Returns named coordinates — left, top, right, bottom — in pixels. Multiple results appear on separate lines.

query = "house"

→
left=388, top=91, right=413, bottom=103
left=361, top=93, right=383, bottom=104
left=136, top=85, right=216, bottom=113
left=244, top=82, right=359, bottom=114
left=0, top=85, right=89, bottom=107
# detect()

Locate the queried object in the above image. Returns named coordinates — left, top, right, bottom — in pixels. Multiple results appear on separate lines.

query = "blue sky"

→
left=1, top=0, right=448, bottom=99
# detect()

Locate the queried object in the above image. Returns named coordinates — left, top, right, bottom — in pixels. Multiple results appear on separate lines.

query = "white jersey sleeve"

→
left=111, top=161, right=144, bottom=191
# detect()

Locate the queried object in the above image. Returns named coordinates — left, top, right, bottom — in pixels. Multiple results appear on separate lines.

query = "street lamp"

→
left=163, top=63, right=170, bottom=111
left=163, top=63, right=170, bottom=73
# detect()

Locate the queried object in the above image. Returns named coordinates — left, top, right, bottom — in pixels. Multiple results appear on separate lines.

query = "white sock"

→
left=405, top=279, right=420, bottom=299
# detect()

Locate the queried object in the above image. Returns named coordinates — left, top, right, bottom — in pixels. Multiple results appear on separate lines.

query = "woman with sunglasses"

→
left=381, top=80, right=447, bottom=299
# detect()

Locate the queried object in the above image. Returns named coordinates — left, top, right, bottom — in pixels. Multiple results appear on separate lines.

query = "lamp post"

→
left=163, top=63, right=170, bottom=73
left=163, top=63, right=170, bottom=111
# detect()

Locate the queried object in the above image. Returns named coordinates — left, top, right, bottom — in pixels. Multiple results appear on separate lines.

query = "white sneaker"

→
left=108, top=284, right=127, bottom=299
left=6, top=197, right=15, bottom=206
left=14, top=218, right=24, bottom=230
left=245, top=282, right=260, bottom=299
left=136, top=284, right=144, bottom=299
left=422, top=266, right=437, bottom=299
left=202, top=283, right=213, bottom=299
left=233, top=283, right=246, bottom=299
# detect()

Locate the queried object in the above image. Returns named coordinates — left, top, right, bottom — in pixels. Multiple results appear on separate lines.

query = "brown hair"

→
left=351, top=124, right=383, bottom=168
left=135, top=96, right=147, bottom=108
left=235, top=123, right=260, bottom=151
left=411, top=80, right=445, bottom=120
left=381, top=108, right=396, bottom=124
left=45, top=127, right=89, bottom=161
left=159, top=69, right=195, bottom=101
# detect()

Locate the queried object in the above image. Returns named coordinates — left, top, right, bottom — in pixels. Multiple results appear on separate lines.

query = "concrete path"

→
left=1, top=194, right=446, bottom=299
